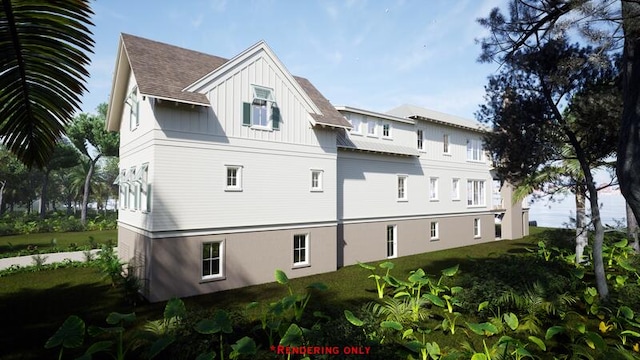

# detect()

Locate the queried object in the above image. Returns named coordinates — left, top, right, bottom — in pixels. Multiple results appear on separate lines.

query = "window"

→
left=387, top=225, right=397, bottom=258
left=430, top=177, right=439, bottom=201
left=243, top=85, right=279, bottom=130
left=293, top=234, right=309, bottom=266
left=382, top=123, right=391, bottom=138
left=116, top=169, right=127, bottom=209
left=134, top=163, right=150, bottom=212
left=202, top=242, right=223, bottom=279
left=225, top=165, right=243, bottom=191
left=443, top=134, right=450, bottom=154
left=127, top=86, right=139, bottom=131
left=430, top=222, right=439, bottom=240
left=473, top=218, right=481, bottom=238
left=367, top=120, right=376, bottom=136
left=350, top=115, right=362, bottom=134
left=451, top=178, right=460, bottom=201
left=417, top=129, right=424, bottom=150
left=467, top=139, right=483, bottom=161
left=128, top=167, right=137, bottom=210
left=311, top=169, right=323, bottom=192
left=467, top=180, right=486, bottom=206
left=397, top=175, right=408, bottom=201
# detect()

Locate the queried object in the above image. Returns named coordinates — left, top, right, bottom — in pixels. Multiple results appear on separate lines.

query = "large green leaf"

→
left=274, top=269, right=289, bottom=285
left=230, top=336, right=257, bottom=358
left=441, top=264, right=460, bottom=277
left=44, top=315, right=85, bottom=349
left=106, top=312, right=136, bottom=325
left=545, top=325, right=565, bottom=340
left=194, top=310, right=232, bottom=335
left=381, top=321, right=403, bottom=331
left=344, top=310, right=363, bottom=327
left=503, top=312, right=519, bottom=331
left=164, top=298, right=187, bottom=320
left=467, top=322, right=498, bottom=336
left=147, top=335, right=175, bottom=359
left=528, top=336, right=547, bottom=351
left=0, top=0, right=95, bottom=167
left=357, top=262, right=376, bottom=270
left=280, top=323, right=303, bottom=347
left=423, top=293, right=445, bottom=307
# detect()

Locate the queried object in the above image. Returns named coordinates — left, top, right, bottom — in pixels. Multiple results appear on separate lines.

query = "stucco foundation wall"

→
left=339, top=213, right=495, bottom=267
left=119, top=225, right=336, bottom=302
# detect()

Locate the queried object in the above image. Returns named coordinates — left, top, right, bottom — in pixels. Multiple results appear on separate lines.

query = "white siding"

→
left=149, top=137, right=337, bottom=232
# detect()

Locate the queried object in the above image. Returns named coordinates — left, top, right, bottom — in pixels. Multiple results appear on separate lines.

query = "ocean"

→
left=526, top=192, right=628, bottom=229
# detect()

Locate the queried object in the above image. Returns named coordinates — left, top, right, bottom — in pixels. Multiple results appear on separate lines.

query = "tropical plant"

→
left=273, top=269, right=327, bottom=322
left=0, top=0, right=94, bottom=167
left=358, top=261, right=395, bottom=299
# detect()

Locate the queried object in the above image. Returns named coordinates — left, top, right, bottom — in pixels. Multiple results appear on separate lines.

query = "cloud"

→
left=192, top=14, right=204, bottom=28
left=209, top=0, right=227, bottom=13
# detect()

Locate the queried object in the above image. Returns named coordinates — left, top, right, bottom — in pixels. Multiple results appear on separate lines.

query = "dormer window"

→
left=243, top=85, right=280, bottom=130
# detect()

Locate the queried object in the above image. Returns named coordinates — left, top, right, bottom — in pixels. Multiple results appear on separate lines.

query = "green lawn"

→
left=0, top=227, right=556, bottom=360
left=0, top=229, right=117, bottom=257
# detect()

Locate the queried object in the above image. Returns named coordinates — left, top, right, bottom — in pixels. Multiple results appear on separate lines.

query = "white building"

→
left=107, top=34, right=528, bottom=302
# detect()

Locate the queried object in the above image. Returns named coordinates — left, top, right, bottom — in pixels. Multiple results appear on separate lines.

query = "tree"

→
left=476, top=36, right=621, bottom=299
left=0, top=146, right=27, bottom=213
left=66, top=103, right=119, bottom=224
left=39, top=141, right=80, bottom=217
left=0, top=0, right=94, bottom=167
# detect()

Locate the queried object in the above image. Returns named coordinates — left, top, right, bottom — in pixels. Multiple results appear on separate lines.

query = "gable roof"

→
left=107, top=33, right=350, bottom=130
left=386, top=104, right=486, bottom=132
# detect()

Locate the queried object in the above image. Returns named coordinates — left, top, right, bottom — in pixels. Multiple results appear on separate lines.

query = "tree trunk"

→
left=0, top=180, right=5, bottom=215
left=39, top=170, right=50, bottom=219
left=618, top=1, right=640, bottom=234
left=575, top=188, right=589, bottom=264
left=627, top=202, right=640, bottom=252
left=81, top=156, right=100, bottom=225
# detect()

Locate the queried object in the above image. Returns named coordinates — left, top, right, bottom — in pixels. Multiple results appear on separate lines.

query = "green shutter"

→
left=272, top=106, right=280, bottom=130
left=242, top=102, right=251, bottom=126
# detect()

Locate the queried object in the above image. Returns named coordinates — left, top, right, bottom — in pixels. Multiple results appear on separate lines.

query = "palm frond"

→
left=0, top=0, right=94, bottom=167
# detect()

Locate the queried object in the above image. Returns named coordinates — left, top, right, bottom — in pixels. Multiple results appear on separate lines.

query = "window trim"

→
left=310, top=169, right=324, bottom=192
left=386, top=225, right=397, bottom=259
left=443, top=134, right=450, bottom=154
left=127, top=86, right=139, bottom=131
left=293, top=233, right=310, bottom=268
left=350, top=115, right=362, bottom=135
left=430, top=221, right=439, bottom=240
left=397, top=174, right=408, bottom=202
left=201, top=241, right=225, bottom=281
left=467, top=179, right=486, bottom=207
left=225, top=165, right=243, bottom=192
left=451, top=178, right=460, bottom=201
left=417, top=129, right=424, bottom=151
left=243, top=85, right=279, bottom=130
left=128, top=166, right=137, bottom=211
left=429, top=177, right=439, bottom=201
left=382, top=122, right=392, bottom=139
left=466, top=138, right=484, bottom=162
left=366, top=119, right=377, bottom=137
left=473, top=218, right=481, bottom=238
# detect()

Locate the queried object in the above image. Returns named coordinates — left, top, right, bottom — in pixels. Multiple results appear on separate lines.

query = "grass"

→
left=0, top=229, right=118, bottom=257
left=0, top=227, right=554, bottom=360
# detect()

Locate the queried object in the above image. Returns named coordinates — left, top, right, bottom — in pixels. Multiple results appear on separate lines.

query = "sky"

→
left=82, top=0, right=508, bottom=121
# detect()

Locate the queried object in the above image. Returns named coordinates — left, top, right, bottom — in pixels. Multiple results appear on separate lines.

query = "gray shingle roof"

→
left=121, top=34, right=351, bottom=128
left=386, top=104, right=486, bottom=132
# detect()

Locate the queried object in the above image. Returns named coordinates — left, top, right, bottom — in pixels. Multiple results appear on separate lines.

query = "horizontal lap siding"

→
left=151, top=140, right=336, bottom=231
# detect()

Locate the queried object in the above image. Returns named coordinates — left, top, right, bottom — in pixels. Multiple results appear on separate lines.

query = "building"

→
left=106, top=34, right=528, bottom=302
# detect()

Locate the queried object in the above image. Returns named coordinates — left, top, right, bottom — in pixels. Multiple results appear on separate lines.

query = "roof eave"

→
left=106, top=38, right=129, bottom=132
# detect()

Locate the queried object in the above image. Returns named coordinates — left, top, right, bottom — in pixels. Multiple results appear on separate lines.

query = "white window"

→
left=202, top=241, right=224, bottom=279
left=293, top=234, right=309, bottom=266
left=417, top=129, right=424, bottom=150
left=467, top=139, right=484, bottom=161
left=128, top=166, right=137, bottom=210
left=127, top=86, right=139, bottom=131
left=443, top=134, right=450, bottom=154
left=467, top=180, right=486, bottom=206
left=244, top=85, right=279, bottom=130
left=382, top=123, right=391, bottom=138
left=473, top=218, right=481, bottom=238
left=350, top=115, right=362, bottom=134
left=116, top=169, right=127, bottom=209
left=451, top=178, right=460, bottom=201
left=311, top=169, right=323, bottom=192
left=367, top=120, right=376, bottom=136
left=386, top=225, right=397, bottom=258
left=397, top=175, right=408, bottom=201
left=225, top=165, right=243, bottom=191
left=134, top=163, right=150, bottom=213
left=430, top=177, right=439, bottom=201
left=430, top=222, right=439, bottom=240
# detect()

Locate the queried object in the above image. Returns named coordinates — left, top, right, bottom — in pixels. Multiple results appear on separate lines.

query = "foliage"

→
left=0, top=0, right=95, bottom=167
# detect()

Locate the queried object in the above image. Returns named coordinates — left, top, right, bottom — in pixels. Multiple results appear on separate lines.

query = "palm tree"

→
left=0, top=0, right=94, bottom=167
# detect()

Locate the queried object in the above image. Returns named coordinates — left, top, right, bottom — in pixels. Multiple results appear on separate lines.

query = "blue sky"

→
left=83, top=0, right=507, bottom=121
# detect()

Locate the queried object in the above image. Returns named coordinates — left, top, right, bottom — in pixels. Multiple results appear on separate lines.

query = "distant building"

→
left=106, top=34, right=528, bottom=302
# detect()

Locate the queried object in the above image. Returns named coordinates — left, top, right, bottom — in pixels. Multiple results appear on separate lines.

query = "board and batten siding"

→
left=149, top=138, right=337, bottom=232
